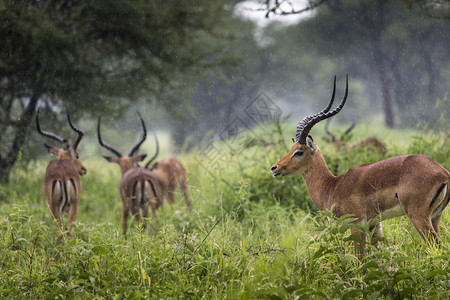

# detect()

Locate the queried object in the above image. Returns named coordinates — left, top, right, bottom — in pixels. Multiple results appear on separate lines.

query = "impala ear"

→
left=131, top=154, right=147, bottom=163
left=103, top=155, right=115, bottom=162
left=306, top=136, right=316, bottom=153
left=44, top=144, right=60, bottom=156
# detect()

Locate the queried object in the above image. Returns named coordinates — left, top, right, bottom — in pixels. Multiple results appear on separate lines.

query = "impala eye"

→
left=292, top=150, right=304, bottom=157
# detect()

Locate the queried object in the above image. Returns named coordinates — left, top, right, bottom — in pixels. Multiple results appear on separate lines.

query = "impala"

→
left=144, top=140, right=192, bottom=211
left=271, top=76, right=450, bottom=251
left=324, top=118, right=387, bottom=155
left=37, top=108, right=87, bottom=239
left=97, top=113, right=162, bottom=236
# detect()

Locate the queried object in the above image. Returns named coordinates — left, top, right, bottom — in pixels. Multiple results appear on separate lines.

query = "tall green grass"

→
left=0, top=122, right=449, bottom=299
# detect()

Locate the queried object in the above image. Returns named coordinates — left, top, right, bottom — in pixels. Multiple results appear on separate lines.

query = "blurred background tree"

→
left=257, top=0, right=450, bottom=127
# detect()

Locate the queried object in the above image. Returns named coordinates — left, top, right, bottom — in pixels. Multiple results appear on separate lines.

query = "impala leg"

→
left=122, top=200, right=130, bottom=236
left=369, top=222, right=383, bottom=249
left=66, top=181, right=78, bottom=238
left=141, top=202, right=149, bottom=230
left=67, top=206, right=78, bottom=238
left=49, top=182, right=64, bottom=239
left=67, top=203, right=78, bottom=238
left=431, top=192, right=450, bottom=236
left=167, top=177, right=176, bottom=205
left=149, top=196, right=157, bottom=218
left=131, top=198, right=141, bottom=225
left=180, top=177, right=192, bottom=212
left=350, top=219, right=366, bottom=256
left=409, top=216, right=441, bottom=246
left=49, top=204, right=64, bottom=236
left=431, top=214, right=442, bottom=236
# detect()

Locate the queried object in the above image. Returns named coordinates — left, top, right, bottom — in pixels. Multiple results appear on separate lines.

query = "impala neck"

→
left=119, top=162, right=133, bottom=176
left=302, top=147, right=337, bottom=211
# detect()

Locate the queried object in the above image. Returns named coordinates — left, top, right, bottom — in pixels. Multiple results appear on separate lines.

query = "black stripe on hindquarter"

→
left=147, top=180, right=158, bottom=201
left=429, top=183, right=446, bottom=209
left=141, top=178, right=146, bottom=206
left=56, top=180, right=67, bottom=214
left=433, top=184, right=449, bottom=217
left=132, top=181, right=139, bottom=200
left=69, top=178, right=77, bottom=196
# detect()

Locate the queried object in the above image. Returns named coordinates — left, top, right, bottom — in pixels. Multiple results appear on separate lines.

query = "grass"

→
left=0, top=121, right=449, bottom=299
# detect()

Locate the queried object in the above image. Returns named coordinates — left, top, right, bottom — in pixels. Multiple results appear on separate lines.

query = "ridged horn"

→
left=128, top=112, right=147, bottom=157
left=65, top=106, right=84, bottom=150
left=97, top=116, right=123, bottom=157
left=295, top=75, right=348, bottom=144
left=144, top=132, right=159, bottom=169
left=36, top=108, right=67, bottom=144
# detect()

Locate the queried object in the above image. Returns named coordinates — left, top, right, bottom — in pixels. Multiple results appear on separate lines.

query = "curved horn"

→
left=65, top=106, right=84, bottom=150
left=97, top=116, right=123, bottom=157
left=36, top=108, right=67, bottom=144
left=128, top=112, right=147, bottom=157
left=320, top=75, right=337, bottom=115
left=343, top=118, right=356, bottom=137
left=295, top=75, right=348, bottom=144
left=295, top=76, right=337, bottom=143
left=144, top=132, right=159, bottom=169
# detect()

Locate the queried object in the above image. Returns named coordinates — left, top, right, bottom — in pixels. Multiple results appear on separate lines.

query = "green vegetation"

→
left=0, top=124, right=449, bottom=299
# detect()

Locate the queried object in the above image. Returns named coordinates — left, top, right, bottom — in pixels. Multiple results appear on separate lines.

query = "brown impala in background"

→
left=97, top=112, right=162, bottom=236
left=144, top=137, right=192, bottom=212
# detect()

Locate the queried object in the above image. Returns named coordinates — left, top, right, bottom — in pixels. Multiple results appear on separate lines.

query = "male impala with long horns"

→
left=271, top=76, right=449, bottom=250
left=37, top=108, right=87, bottom=239
left=97, top=113, right=162, bottom=236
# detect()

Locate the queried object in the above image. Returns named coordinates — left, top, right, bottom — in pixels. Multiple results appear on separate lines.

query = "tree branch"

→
left=263, top=0, right=327, bottom=18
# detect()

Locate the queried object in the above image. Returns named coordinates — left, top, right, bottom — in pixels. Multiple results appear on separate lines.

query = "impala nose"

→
left=80, top=167, right=87, bottom=176
left=271, top=165, right=282, bottom=177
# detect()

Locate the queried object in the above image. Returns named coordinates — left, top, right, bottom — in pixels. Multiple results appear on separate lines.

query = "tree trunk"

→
left=371, top=0, right=395, bottom=128
left=0, top=94, right=39, bottom=184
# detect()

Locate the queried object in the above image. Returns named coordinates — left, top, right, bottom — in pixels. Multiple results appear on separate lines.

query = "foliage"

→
left=1, top=122, right=449, bottom=298
left=0, top=0, right=235, bottom=183
left=257, top=0, right=450, bottom=127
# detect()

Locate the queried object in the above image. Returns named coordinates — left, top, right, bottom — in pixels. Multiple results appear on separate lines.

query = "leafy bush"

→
left=0, top=123, right=449, bottom=298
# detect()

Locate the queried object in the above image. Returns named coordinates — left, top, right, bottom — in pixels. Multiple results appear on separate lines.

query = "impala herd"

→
left=37, top=76, right=449, bottom=254
left=38, top=109, right=190, bottom=238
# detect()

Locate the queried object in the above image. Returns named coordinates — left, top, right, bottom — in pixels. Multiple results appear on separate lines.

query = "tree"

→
left=0, top=0, right=235, bottom=183
left=256, top=0, right=449, bottom=127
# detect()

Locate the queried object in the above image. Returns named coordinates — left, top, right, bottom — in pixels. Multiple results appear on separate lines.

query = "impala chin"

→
left=272, top=172, right=282, bottom=178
